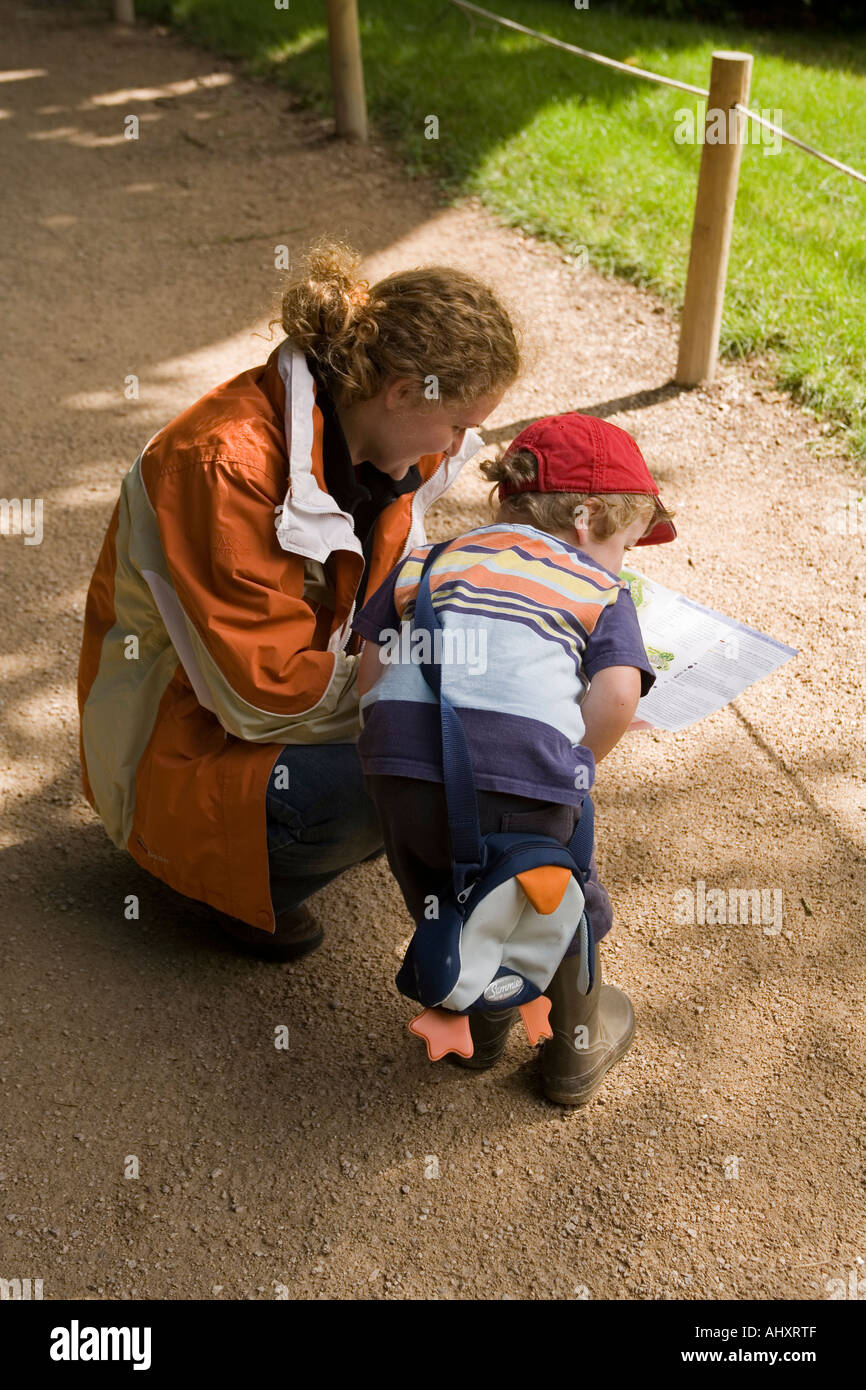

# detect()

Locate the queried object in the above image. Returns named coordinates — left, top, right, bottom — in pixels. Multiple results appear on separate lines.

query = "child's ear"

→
left=572, top=497, right=598, bottom=541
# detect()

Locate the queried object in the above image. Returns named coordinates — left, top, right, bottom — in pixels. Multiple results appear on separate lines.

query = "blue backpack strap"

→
left=412, top=541, right=485, bottom=895
left=568, top=792, right=594, bottom=875
left=567, top=793, right=596, bottom=993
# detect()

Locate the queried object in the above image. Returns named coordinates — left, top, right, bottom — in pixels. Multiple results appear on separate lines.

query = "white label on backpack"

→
left=483, top=974, right=523, bottom=1003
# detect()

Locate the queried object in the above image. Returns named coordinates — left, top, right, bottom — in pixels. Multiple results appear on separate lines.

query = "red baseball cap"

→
left=498, top=412, right=676, bottom=546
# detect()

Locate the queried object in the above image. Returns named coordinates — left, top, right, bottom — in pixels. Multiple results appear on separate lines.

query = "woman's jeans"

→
left=266, top=745, right=613, bottom=950
left=266, top=743, right=385, bottom=918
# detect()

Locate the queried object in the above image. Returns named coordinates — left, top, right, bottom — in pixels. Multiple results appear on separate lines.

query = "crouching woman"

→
left=77, top=241, right=520, bottom=958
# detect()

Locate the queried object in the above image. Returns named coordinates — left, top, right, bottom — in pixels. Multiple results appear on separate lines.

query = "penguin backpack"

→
left=396, top=540, right=597, bottom=1062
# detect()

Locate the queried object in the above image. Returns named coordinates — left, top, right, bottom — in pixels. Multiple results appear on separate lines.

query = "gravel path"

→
left=1, top=3, right=864, bottom=1301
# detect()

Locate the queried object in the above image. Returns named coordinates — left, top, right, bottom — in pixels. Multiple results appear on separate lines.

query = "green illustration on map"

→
left=620, top=571, right=672, bottom=669
left=620, top=570, right=645, bottom=608
left=646, top=646, right=675, bottom=671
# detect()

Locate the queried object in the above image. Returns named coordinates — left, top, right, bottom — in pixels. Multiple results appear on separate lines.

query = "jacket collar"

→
left=310, top=360, right=422, bottom=531
left=273, top=339, right=484, bottom=563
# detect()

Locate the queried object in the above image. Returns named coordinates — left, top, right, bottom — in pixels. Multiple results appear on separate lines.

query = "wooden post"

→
left=113, top=0, right=135, bottom=23
left=675, top=51, right=752, bottom=386
left=325, top=0, right=368, bottom=143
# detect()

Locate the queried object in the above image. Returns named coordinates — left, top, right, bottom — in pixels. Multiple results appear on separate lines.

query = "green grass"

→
left=130, top=0, right=866, bottom=458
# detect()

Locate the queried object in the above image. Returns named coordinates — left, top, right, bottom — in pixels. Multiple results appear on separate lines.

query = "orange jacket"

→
left=77, top=339, right=483, bottom=930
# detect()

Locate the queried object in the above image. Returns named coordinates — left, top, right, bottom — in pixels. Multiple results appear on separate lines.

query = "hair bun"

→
left=347, top=282, right=370, bottom=308
left=276, top=237, right=520, bottom=406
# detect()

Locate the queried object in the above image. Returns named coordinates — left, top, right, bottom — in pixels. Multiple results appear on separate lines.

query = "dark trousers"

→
left=364, top=774, right=613, bottom=951
left=265, top=743, right=384, bottom=917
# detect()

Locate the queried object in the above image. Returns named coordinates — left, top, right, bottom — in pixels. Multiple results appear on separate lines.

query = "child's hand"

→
left=626, top=718, right=654, bottom=732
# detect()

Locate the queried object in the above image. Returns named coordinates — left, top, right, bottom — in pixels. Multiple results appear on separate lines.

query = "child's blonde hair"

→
left=274, top=239, right=521, bottom=407
left=479, top=446, right=675, bottom=542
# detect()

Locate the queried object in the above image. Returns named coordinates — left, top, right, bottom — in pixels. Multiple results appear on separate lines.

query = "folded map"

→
left=619, top=568, right=798, bottom=732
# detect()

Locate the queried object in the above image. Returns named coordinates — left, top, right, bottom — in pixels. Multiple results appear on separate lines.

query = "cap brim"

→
left=635, top=517, right=677, bottom=546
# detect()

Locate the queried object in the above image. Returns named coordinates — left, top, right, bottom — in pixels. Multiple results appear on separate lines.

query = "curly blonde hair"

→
left=273, top=238, right=521, bottom=407
left=479, top=446, right=675, bottom=541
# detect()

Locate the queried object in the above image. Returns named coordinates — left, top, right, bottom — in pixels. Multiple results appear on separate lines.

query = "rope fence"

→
left=447, top=0, right=865, bottom=384
left=450, top=0, right=710, bottom=96
left=730, top=106, right=866, bottom=184
left=450, top=0, right=866, bottom=186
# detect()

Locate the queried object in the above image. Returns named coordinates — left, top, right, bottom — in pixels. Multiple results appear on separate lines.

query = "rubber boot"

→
left=450, top=1009, right=519, bottom=1071
left=541, top=939, right=634, bottom=1105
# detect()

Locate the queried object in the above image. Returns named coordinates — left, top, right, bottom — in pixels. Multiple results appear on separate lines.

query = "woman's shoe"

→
left=450, top=1008, right=519, bottom=1070
left=541, top=941, right=634, bottom=1105
left=217, top=904, right=323, bottom=962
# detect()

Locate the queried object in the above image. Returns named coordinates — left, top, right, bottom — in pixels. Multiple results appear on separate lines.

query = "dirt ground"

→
left=1, top=2, right=864, bottom=1303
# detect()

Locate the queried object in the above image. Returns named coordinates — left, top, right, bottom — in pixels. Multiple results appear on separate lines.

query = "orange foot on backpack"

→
left=518, top=994, right=553, bottom=1045
left=408, top=1008, right=474, bottom=1061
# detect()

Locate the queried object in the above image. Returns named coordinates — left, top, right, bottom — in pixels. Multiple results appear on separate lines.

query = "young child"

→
left=352, top=412, right=676, bottom=1105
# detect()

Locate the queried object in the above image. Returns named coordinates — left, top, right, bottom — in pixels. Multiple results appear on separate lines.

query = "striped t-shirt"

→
left=351, top=523, right=655, bottom=806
